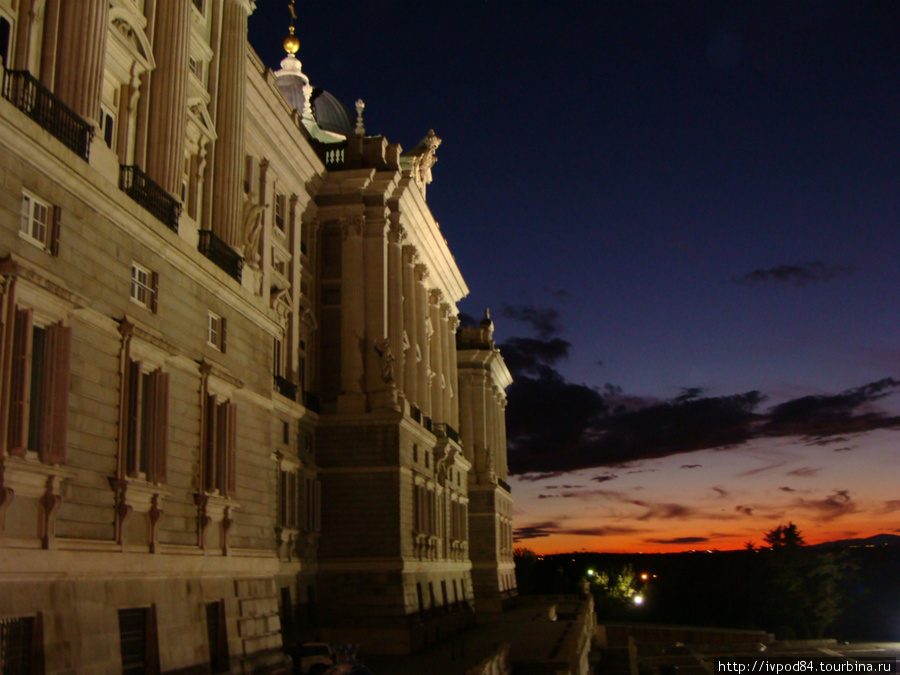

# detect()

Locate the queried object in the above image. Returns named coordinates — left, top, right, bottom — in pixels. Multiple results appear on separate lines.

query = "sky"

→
left=248, top=1, right=900, bottom=554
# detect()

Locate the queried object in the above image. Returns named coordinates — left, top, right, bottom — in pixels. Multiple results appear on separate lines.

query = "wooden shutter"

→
left=222, top=401, right=237, bottom=497
left=204, top=393, right=217, bottom=493
left=145, top=369, right=168, bottom=484
left=149, top=272, right=158, bottom=314
left=8, top=308, right=33, bottom=455
left=219, top=317, right=227, bottom=353
left=42, top=322, right=71, bottom=464
left=49, top=205, right=61, bottom=256
left=125, top=360, right=141, bottom=476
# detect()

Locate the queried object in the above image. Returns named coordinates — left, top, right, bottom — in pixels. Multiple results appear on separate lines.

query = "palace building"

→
left=0, top=0, right=515, bottom=671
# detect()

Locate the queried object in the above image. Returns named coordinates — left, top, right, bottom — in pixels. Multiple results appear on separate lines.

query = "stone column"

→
left=401, top=246, right=418, bottom=408
left=364, top=216, right=396, bottom=410
left=210, top=0, right=251, bottom=247
left=338, top=217, right=365, bottom=413
left=498, top=398, right=509, bottom=481
left=39, top=0, right=62, bottom=88
left=54, top=0, right=109, bottom=123
left=428, top=290, right=444, bottom=424
left=471, top=373, right=488, bottom=477
left=144, top=0, right=191, bottom=195
left=387, top=223, right=405, bottom=398
left=414, top=265, right=431, bottom=417
left=448, top=315, right=460, bottom=430
left=440, top=303, right=452, bottom=425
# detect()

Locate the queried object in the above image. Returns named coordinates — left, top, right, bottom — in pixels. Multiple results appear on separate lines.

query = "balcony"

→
left=2, top=70, right=93, bottom=160
left=498, top=478, right=512, bottom=494
left=119, top=165, right=181, bottom=232
left=198, top=230, right=243, bottom=283
left=312, top=139, right=347, bottom=169
left=274, top=375, right=298, bottom=401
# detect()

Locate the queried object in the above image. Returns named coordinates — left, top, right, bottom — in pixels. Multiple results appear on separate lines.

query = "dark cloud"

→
left=681, top=464, right=702, bottom=469
left=793, top=490, right=856, bottom=521
left=779, top=486, right=796, bottom=493
left=592, top=473, right=618, bottom=483
left=645, top=536, right=710, bottom=545
left=806, top=436, right=849, bottom=447
left=560, top=484, right=585, bottom=489
left=735, top=505, right=753, bottom=516
left=832, top=447, right=854, bottom=452
left=518, top=471, right=566, bottom=482
left=514, top=522, right=558, bottom=540
left=501, top=337, right=571, bottom=379
left=500, top=304, right=562, bottom=339
left=630, top=500, right=695, bottom=520
left=787, top=467, right=820, bottom=478
left=881, top=500, right=900, bottom=514
left=736, top=462, right=788, bottom=477
left=733, top=261, right=855, bottom=287
left=514, top=521, right=639, bottom=540
left=712, top=487, right=728, bottom=498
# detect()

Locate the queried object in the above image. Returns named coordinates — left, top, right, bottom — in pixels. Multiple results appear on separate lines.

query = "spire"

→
left=283, top=1, right=299, bottom=55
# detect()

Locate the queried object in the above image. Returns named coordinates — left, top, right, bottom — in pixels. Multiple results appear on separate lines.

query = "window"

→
left=279, top=467, right=300, bottom=529
left=0, top=15, right=12, bottom=69
left=122, top=360, right=168, bottom=483
left=273, top=336, right=284, bottom=377
left=0, top=615, right=39, bottom=675
left=130, top=264, right=158, bottom=311
left=201, top=394, right=236, bottom=496
left=99, top=104, right=116, bottom=150
left=205, top=601, right=229, bottom=674
left=6, top=309, right=71, bottom=462
left=191, top=0, right=204, bottom=14
left=273, top=193, right=285, bottom=232
left=19, top=191, right=59, bottom=253
left=118, top=607, right=159, bottom=675
left=302, top=475, right=320, bottom=533
left=207, top=312, right=226, bottom=352
left=188, top=56, right=204, bottom=84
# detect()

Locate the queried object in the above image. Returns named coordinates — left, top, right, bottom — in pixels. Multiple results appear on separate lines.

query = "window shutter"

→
left=49, top=206, right=61, bottom=256
left=148, top=370, right=169, bottom=484
left=43, top=323, right=71, bottom=464
left=125, top=360, right=141, bottom=476
left=204, top=393, right=217, bottom=493
left=8, top=308, right=33, bottom=455
left=223, top=401, right=237, bottom=497
left=220, top=317, right=227, bottom=353
left=149, top=272, right=159, bottom=313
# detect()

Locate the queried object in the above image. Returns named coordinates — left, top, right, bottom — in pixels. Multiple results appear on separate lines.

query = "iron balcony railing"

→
left=119, top=165, right=181, bottom=232
left=2, top=70, right=92, bottom=160
left=411, top=406, right=422, bottom=423
left=274, top=375, right=298, bottom=401
left=198, top=230, right=243, bottom=283
left=498, top=478, right=512, bottom=494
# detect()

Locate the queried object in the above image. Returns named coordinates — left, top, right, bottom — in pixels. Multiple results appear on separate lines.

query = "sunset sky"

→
left=249, top=1, right=900, bottom=553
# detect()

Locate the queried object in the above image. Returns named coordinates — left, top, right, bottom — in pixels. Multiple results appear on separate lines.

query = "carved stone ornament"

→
left=241, top=192, right=268, bottom=268
left=407, top=129, right=442, bottom=191
left=271, top=288, right=293, bottom=325
left=373, top=338, right=395, bottom=383
left=340, top=215, right=365, bottom=239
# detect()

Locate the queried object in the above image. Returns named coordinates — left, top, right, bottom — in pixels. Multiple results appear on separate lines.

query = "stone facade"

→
left=0, top=0, right=514, bottom=670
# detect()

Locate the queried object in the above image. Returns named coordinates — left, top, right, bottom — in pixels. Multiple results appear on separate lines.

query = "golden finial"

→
left=283, top=1, right=300, bottom=54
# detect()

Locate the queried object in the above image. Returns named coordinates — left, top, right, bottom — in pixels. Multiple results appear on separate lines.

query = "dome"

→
left=310, top=88, right=354, bottom=136
left=274, top=53, right=309, bottom=112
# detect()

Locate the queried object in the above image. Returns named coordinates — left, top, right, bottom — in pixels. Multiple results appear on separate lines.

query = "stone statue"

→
left=373, top=338, right=395, bottom=383
left=241, top=192, right=267, bottom=269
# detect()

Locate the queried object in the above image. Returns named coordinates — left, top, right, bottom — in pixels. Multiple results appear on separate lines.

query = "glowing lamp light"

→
left=587, top=569, right=595, bottom=576
left=640, top=573, right=649, bottom=581
left=633, top=595, right=644, bottom=606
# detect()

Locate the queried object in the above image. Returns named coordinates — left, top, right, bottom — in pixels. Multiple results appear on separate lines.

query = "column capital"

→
left=440, top=302, right=452, bottom=319
left=231, top=0, right=257, bottom=16
left=415, top=263, right=429, bottom=283
left=388, top=221, right=406, bottom=244
left=428, top=288, right=444, bottom=306
left=449, top=315, right=461, bottom=331
left=340, top=215, right=365, bottom=239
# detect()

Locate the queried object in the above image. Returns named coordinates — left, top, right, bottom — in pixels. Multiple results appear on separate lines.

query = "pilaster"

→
left=428, top=289, right=444, bottom=423
left=387, top=223, right=406, bottom=399
left=414, top=264, right=431, bottom=417
left=338, top=217, right=365, bottom=413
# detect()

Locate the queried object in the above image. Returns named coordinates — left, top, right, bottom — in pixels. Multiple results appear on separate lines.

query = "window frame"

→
left=130, top=263, right=158, bottom=312
left=207, top=311, right=226, bottom=352
left=19, top=191, right=50, bottom=249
